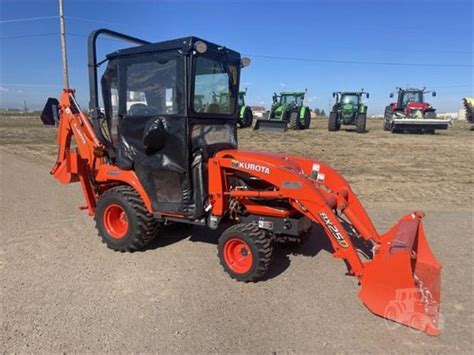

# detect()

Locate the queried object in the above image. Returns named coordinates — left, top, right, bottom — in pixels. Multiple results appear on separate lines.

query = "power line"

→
left=0, top=16, right=58, bottom=24
left=65, top=16, right=121, bottom=26
left=245, top=54, right=473, bottom=68
left=0, top=32, right=58, bottom=40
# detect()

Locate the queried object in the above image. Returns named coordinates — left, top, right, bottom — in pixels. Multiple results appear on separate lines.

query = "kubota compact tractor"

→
left=42, top=29, right=442, bottom=335
left=384, top=87, right=451, bottom=133
left=254, top=91, right=311, bottom=131
left=328, top=91, right=369, bottom=133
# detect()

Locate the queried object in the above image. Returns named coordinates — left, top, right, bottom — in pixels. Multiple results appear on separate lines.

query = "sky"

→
left=1, top=0, right=473, bottom=114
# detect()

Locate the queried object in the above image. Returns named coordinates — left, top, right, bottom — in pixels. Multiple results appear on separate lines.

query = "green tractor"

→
left=212, top=90, right=253, bottom=128
left=328, top=91, right=369, bottom=133
left=254, top=91, right=311, bottom=131
left=237, top=89, right=253, bottom=128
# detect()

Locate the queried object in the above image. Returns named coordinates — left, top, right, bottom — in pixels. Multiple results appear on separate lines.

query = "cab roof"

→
left=106, top=36, right=241, bottom=62
left=280, top=91, right=305, bottom=96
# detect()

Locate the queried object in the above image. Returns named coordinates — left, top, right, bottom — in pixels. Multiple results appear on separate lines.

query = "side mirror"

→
left=143, top=117, right=167, bottom=155
left=366, top=93, right=370, bottom=99
left=389, top=93, right=394, bottom=98
left=240, top=57, right=251, bottom=68
left=432, top=91, right=436, bottom=97
left=332, top=92, right=335, bottom=98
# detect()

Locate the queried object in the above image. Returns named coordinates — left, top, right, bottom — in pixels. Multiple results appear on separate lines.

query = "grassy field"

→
left=1, top=114, right=472, bottom=207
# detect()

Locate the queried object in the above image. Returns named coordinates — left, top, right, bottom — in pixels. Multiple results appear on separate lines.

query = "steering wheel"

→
left=128, top=103, right=155, bottom=116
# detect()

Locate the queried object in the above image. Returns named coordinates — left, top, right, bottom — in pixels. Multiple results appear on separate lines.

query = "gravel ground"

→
left=1, top=150, right=473, bottom=353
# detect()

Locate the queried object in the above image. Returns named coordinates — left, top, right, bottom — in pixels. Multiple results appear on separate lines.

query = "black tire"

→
left=425, top=129, right=435, bottom=134
left=383, top=106, right=393, bottom=131
left=95, top=185, right=160, bottom=252
left=238, top=106, right=253, bottom=128
left=328, top=111, right=340, bottom=131
left=218, top=223, right=273, bottom=282
left=356, top=113, right=367, bottom=133
left=243, top=107, right=254, bottom=128
left=301, top=108, right=311, bottom=129
left=288, top=111, right=300, bottom=130
left=425, top=111, right=437, bottom=119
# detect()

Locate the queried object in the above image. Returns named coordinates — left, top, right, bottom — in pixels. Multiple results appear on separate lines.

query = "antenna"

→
left=59, top=0, right=69, bottom=89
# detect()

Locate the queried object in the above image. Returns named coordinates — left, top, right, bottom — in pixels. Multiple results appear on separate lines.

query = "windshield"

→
left=402, top=91, right=423, bottom=106
left=193, top=56, right=238, bottom=114
left=280, top=95, right=303, bottom=105
left=120, top=53, right=183, bottom=117
left=341, top=94, right=358, bottom=105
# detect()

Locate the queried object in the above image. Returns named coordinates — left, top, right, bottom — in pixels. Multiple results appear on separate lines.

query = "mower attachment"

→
left=253, top=118, right=288, bottom=131
left=359, top=212, right=442, bottom=336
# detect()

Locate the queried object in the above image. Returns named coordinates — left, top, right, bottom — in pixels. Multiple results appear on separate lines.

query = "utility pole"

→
left=59, top=0, right=69, bottom=89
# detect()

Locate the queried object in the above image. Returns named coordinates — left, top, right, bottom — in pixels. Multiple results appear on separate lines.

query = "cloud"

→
left=279, top=82, right=286, bottom=87
left=0, top=86, right=9, bottom=92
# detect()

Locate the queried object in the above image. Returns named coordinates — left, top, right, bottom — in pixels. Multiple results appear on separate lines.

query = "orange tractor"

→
left=42, top=29, right=442, bottom=335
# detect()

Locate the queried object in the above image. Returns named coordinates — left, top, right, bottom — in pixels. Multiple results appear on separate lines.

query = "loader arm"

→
left=209, top=150, right=442, bottom=335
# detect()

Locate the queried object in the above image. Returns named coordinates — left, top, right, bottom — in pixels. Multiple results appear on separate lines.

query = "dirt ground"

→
left=1, top=115, right=473, bottom=352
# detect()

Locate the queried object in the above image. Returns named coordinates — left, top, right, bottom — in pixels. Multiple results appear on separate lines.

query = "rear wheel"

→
left=95, top=185, right=160, bottom=252
left=239, top=107, right=253, bottom=128
left=300, top=108, right=311, bottom=129
left=218, top=223, right=273, bottom=282
left=288, top=111, right=300, bottom=130
left=356, top=113, right=367, bottom=133
left=328, top=111, right=340, bottom=131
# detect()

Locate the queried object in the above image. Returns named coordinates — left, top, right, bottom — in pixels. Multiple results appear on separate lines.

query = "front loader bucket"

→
left=359, top=212, right=442, bottom=336
left=253, top=119, right=288, bottom=132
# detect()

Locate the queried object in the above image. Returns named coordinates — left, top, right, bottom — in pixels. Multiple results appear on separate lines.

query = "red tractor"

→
left=384, top=87, right=451, bottom=133
left=41, top=29, right=442, bottom=335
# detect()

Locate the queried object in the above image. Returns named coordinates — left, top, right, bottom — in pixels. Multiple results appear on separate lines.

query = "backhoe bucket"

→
left=359, top=212, right=442, bottom=336
left=253, top=119, right=288, bottom=131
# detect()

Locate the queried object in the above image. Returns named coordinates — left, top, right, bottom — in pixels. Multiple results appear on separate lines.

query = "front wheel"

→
left=356, top=113, right=367, bottom=133
left=95, top=186, right=160, bottom=252
left=300, top=108, right=311, bottom=129
left=218, top=223, right=273, bottom=282
left=383, top=107, right=393, bottom=131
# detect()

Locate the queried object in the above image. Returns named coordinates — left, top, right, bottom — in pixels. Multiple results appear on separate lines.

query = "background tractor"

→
left=212, top=90, right=253, bottom=128
left=384, top=87, right=451, bottom=133
left=41, top=28, right=442, bottom=336
left=462, top=97, right=473, bottom=128
left=254, top=91, right=311, bottom=131
left=237, top=89, right=253, bottom=128
left=328, top=91, right=369, bottom=133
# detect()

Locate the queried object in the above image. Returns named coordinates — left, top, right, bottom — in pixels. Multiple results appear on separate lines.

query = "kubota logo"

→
left=319, top=212, right=349, bottom=248
left=231, top=160, right=270, bottom=174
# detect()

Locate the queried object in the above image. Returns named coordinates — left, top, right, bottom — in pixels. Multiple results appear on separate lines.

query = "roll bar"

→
left=87, top=29, right=150, bottom=148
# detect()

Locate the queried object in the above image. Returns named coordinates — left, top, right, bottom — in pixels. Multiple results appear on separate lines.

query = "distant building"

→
left=250, top=106, right=266, bottom=118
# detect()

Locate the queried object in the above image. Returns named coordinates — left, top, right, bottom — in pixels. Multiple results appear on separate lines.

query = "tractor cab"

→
left=389, top=88, right=436, bottom=112
left=276, top=92, right=305, bottom=106
left=238, top=91, right=246, bottom=107
left=90, top=30, right=250, bottom=217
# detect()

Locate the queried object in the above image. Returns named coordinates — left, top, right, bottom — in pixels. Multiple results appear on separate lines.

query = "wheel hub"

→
left=223, top=238, right=253, bottom=274
left=103, top=204, right=129, bottom=239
